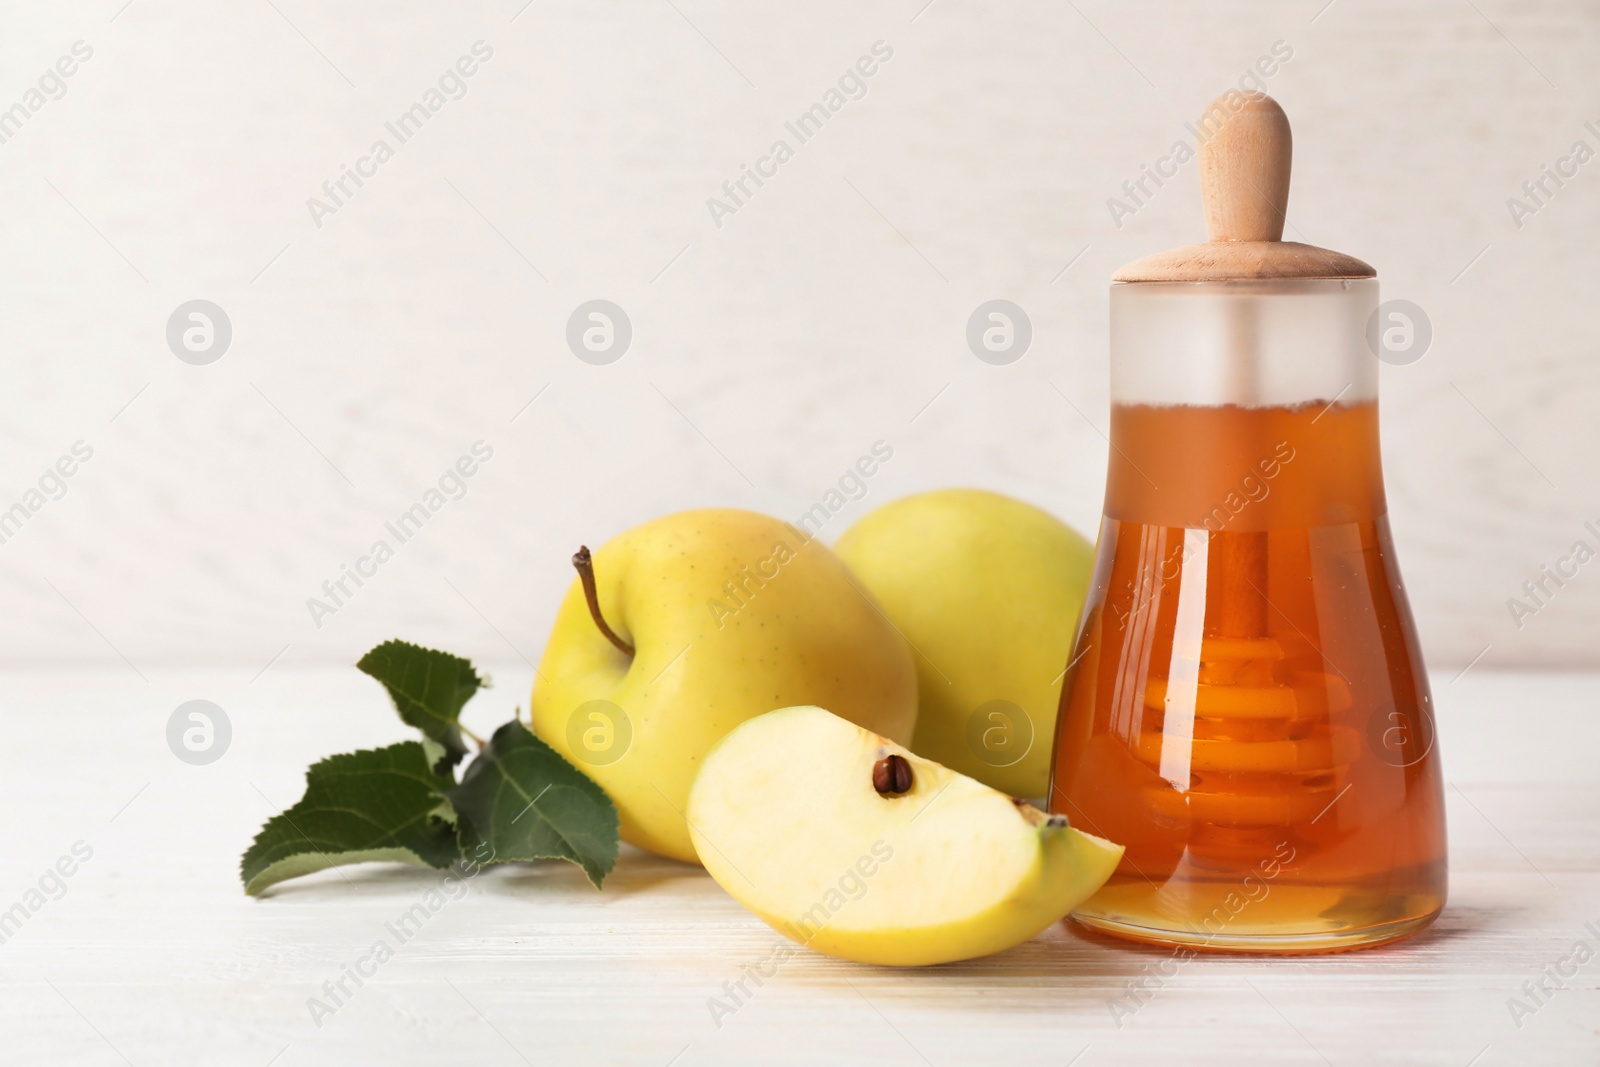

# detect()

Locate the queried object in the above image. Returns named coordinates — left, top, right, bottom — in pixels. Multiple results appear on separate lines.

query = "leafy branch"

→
left=242, top=640, right=618, bottom=895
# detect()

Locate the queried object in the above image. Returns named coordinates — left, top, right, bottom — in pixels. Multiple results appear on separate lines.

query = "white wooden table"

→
left=3, top=666, right=1596, bottom=1065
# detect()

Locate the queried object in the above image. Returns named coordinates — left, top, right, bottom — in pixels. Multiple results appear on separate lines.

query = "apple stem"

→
left=572, top=546, right=635, bottom=658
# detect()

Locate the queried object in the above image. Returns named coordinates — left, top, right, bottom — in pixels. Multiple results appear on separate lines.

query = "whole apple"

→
left=530, top=508, right=917, bottom=863
left=834, top=489, right=1093, bottom=797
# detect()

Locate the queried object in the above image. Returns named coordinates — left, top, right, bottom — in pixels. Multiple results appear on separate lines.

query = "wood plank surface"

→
left=1, top=667, right=1594, bottom=1065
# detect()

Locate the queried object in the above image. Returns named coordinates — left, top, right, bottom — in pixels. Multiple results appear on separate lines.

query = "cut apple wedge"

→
left=686, top=705, right=1124, bottom=966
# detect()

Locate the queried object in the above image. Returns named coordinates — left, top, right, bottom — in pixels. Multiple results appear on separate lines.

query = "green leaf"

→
left=357, top=639, right=483, bottom=771
left=449, top=720, right=619, bottom=889
left=241, top=742, right=460, bottom=896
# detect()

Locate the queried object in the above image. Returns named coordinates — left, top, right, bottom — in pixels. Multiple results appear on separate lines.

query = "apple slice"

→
left=686, top=705, right=1123, bottom=966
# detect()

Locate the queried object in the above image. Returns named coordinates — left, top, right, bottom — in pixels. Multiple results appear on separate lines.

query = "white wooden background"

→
left=1, top=0, right=1599, bottom=675
left=0, top=665, right=1596, bottom=1065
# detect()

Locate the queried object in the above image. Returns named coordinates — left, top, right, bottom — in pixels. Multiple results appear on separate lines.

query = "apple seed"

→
left=873, top=754, right=913, bottom=796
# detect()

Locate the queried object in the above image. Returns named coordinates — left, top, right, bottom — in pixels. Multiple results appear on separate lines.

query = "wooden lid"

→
left=1113, top=92, right=1374, bottom=283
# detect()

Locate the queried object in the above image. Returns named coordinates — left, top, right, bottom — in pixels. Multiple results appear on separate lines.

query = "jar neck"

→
left=1110, top=279, right=1379, bottom=408
left=1102, top=278, right=1385, bottom=530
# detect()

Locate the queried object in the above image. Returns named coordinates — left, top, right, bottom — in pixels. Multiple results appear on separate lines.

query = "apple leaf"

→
left=242, top=642, right=624, bottom=896
left=241, top=742, right=460, bottom=896
left=357, top=639, right=483, bottom=771
left=449, top=720, right=620, bottom=889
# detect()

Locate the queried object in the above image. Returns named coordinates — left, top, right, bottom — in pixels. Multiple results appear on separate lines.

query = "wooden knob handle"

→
left=1199, top=92, right=1291, bottom=243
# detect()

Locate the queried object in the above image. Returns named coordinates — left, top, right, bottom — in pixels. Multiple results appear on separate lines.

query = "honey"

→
left=1051, top=400, right=1447, bottom=951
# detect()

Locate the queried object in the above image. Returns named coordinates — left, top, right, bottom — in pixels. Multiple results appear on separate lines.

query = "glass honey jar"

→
left=1049, top=93, right=1447, bottom=953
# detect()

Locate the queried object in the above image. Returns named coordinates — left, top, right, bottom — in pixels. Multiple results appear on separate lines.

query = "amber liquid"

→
left=1050, top=400, right=1446, bottom=952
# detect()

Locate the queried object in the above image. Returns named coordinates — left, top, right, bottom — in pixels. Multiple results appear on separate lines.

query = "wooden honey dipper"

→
left=1117, top=93, right=1363, bottom=838
left=1115, top=92, right=1373, bottom=283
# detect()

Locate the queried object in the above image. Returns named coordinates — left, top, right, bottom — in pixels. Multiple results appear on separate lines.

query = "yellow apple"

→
left=529, top=509, right=917, bottom=864
left=687, top=705, right=1122, bottom=966
left=834, top=489, right=1094, bottom=797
